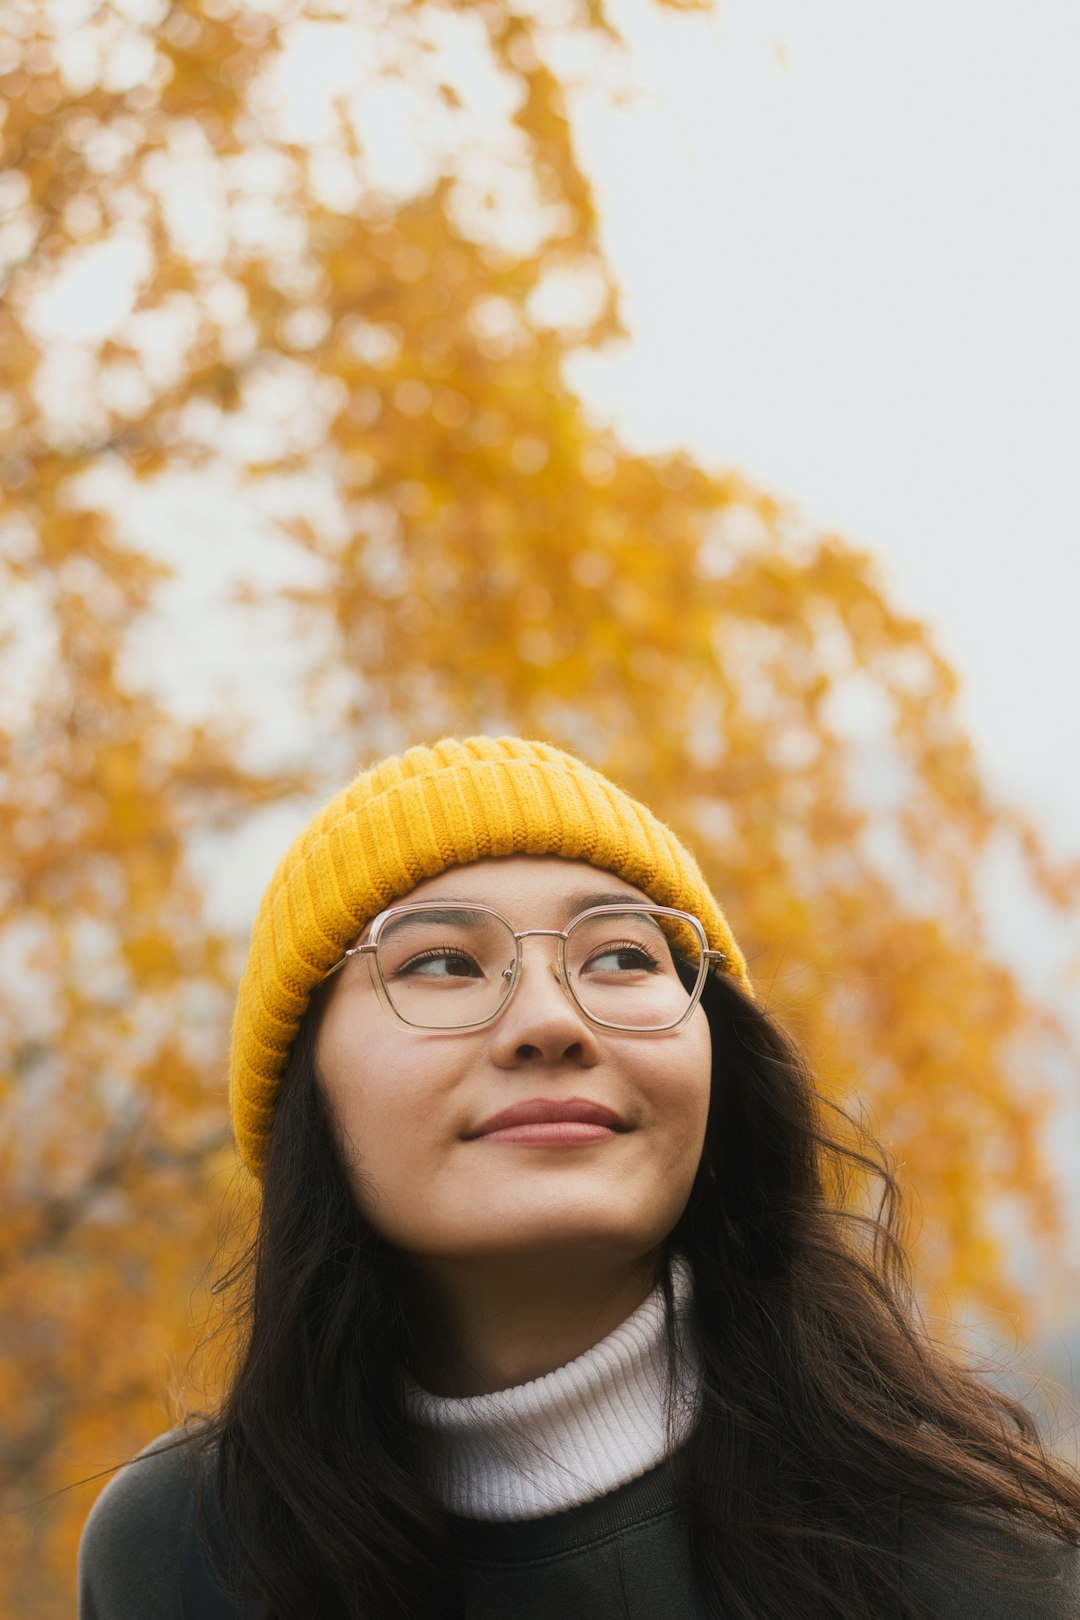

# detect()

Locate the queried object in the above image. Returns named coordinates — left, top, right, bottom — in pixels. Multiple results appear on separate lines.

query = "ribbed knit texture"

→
left=399, top=1256, right=701, bottom=1521
left=229, top=736, right=750, bottom=1177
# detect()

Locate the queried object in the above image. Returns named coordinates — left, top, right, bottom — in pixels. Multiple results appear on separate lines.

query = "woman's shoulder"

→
left=78, top=1425, right=211, bottom=1620
left=900, top=1500, right=1080, bottom=1619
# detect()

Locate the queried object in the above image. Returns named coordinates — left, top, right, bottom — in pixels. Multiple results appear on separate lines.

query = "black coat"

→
left=79, top=1432, right=1080, bottom=1620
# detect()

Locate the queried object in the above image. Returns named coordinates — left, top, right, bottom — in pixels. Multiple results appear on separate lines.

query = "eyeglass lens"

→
left=373, top=907, right=699, bottom=1029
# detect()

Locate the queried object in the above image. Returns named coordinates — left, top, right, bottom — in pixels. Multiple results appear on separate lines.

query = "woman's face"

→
left=315, top=857, right=712, bottom=1268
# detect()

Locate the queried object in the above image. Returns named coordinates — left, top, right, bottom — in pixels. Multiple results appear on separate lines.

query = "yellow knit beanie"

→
left=229, top=735, right=750, bottom=1177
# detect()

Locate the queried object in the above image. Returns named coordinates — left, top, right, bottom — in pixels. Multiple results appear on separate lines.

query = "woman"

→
left=79, top=735, right=1080, bottom=1618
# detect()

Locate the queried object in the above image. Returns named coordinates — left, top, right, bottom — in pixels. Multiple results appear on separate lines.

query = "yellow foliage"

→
left=0, top=1, right=1076, bottom=1613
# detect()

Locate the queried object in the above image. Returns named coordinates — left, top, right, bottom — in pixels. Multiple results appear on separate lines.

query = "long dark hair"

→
left=180, top=970, right=1080, bottom=1618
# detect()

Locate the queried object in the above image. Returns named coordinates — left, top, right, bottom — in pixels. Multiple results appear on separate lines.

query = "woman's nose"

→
left=488, top=948, right=601, bottom=1069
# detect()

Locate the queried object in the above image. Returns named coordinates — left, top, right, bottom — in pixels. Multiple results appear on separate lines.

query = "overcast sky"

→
left=567, top=0, right=1080, bottom=869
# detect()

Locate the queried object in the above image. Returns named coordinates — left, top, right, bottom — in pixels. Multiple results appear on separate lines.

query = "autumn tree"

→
left=1, top=1, right=1076, bottom=1612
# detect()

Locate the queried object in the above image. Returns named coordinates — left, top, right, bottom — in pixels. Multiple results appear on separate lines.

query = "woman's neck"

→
left=402, top=1248, right=662, bottom=1396
left=401, top=1255, right=699, bottom=1520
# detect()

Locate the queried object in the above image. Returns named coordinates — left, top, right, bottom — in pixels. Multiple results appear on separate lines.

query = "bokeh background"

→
left=2, top=1, right=1078, bottom=1613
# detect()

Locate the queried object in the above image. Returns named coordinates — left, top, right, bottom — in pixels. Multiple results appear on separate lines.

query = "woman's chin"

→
left=409, top=1213, right=672, bottom=1266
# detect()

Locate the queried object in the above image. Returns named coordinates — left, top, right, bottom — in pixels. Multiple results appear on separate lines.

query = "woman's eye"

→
left=585, top=944, right=660, bottom=974
left=397, top=949, right=483, bottom=979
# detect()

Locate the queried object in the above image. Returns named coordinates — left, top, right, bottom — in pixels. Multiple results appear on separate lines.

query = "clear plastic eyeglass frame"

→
left=319, top=900, right=727, bottom=1033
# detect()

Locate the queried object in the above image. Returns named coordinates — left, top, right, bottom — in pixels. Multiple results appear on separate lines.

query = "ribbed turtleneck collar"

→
left=399, top=1255, right=700, bottom=1521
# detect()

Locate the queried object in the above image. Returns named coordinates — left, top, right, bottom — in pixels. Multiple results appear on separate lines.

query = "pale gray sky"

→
left=567, top=0, right=1080, bottom=866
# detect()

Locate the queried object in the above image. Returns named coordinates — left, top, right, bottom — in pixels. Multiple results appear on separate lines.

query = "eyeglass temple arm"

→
left=322, top=941, right=377, bottom=981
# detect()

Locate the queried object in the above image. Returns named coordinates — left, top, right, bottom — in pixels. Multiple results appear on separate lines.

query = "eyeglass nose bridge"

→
left=500, top=927, right=571, bottom=992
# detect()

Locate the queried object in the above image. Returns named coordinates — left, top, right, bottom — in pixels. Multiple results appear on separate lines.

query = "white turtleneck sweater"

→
left=400, top=1255, right=701, bottom=1521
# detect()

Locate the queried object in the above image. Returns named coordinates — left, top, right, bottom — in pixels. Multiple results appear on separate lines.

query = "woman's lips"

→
left=466, top=1097, right=629, bottom=1141
left=474, top=1121, right=620, bottom=1146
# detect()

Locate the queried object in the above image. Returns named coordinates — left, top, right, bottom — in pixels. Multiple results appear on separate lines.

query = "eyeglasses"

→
left=321, top=902, right=726, bottom=1033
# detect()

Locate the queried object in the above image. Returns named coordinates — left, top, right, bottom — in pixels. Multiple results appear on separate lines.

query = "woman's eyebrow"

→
left=381, top=906, right=492, bottom=930
left=562, top=890, right=649, bottom=918
left=387, top=891, right=647, bottom=920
